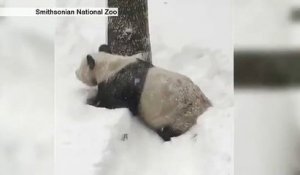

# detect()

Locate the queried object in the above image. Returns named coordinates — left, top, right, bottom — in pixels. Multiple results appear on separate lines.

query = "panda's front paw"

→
left=86, top=97, right=101, bottom=107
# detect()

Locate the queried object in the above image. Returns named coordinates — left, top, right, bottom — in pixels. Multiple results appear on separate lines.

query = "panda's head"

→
left=75, top=54, right=98, bottom=86
left=75, top=44, right=113, bottom=86
left=76, top=44, right=137, bottom=86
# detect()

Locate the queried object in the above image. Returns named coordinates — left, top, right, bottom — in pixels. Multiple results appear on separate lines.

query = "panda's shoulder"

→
left=121, top=58, right=153, bottom=72
left=109, top=58, right=153, bottom=84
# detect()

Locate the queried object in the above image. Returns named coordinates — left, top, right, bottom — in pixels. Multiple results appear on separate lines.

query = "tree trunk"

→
left=107, top=0, right=152, bottom=63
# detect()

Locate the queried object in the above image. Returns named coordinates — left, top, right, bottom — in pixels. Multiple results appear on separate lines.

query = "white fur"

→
left=76, top=52, right=138, bottom=86
left=92, top=53, right=136, bottom=83
left=139, top=68, right=211, bottom=132
left=75, top=58, right=96, bottom=86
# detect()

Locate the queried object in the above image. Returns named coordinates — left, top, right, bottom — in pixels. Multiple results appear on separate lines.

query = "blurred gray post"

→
left=235, top=50, right=300, bottom=87
left=107, top=0, right=152, bottom=63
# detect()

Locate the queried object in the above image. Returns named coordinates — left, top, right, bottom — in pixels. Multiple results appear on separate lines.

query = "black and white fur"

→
left=76, top=45, right=211, bottom=141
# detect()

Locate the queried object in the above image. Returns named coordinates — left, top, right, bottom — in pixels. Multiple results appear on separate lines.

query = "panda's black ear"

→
left=98, top=44, right=112, bottom=54
left=86, top=54, right=95, bottom=70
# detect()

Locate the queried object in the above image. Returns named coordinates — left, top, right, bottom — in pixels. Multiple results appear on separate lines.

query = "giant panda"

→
left=75, top=45, right=212, bottom=141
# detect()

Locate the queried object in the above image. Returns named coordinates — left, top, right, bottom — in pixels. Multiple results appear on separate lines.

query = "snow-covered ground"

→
left=0, top=17, right=54, bottom=175
left=0, top=0, right=232, bottom=175
left=55, top=1, right=233, bottom=175
left=235, top=89, right=300, bottom=175
left=235, top=0, right=300, bottom=49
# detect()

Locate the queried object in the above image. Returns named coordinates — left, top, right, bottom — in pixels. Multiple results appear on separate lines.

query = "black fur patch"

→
left=98, top=44, right=112, bottom=53
left=87, top=54, right=95, bottom=70
left=88, top=59, right=153, bottom=115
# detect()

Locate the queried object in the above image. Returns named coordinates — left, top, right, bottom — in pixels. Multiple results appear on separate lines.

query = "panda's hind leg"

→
left=156, top=126, right=183, bottom=141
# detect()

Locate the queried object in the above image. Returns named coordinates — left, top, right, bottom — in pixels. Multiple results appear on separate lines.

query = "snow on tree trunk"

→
left=107, top=0, right=152, bottom=63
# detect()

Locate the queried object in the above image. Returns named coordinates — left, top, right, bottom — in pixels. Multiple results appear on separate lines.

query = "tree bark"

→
left=107, top=0, right=152, bottom=63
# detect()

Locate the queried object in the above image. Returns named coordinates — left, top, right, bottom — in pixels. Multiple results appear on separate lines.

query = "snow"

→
left=0, top=17, right=54, bottom=175
left=0, top=0, right=232, bottom=175
left=235, top=89, right=300, bottom=175
left=55, top=1, right=233, bottom=175
left=234, top=0, right=300, bottom=49
left=235, top=0, right=300, bottom=174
